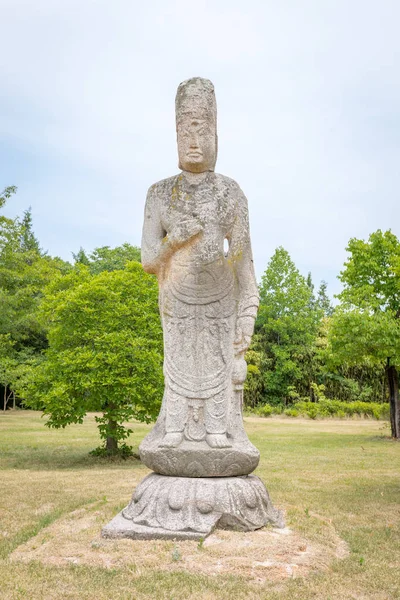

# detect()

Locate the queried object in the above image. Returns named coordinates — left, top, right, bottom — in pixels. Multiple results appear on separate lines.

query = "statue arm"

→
left=141, top=184, right=203, bottom=275
left=227, top=189, right=259, bottom=353
left=141, top=186, right=167, bottom=275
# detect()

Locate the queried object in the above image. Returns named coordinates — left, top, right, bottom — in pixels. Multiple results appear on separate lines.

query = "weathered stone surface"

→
left=102, top=474, right=284, bottom=541
left=139, top=439, right=259, bottom=478
left=139, top=367, right=260, bottom=476
left=140, top=78, right=260, bottom=469
left=102, top=77, right=284, bottom=539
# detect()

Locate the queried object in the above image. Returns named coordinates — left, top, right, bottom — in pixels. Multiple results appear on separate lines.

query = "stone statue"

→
left=102, top=78, right=283, bottom=540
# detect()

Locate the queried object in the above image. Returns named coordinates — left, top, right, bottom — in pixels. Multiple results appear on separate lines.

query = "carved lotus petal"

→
left=223, top=462, right=242, bottom=477
left=168, top=479, right=185, bottom=510
left=239, top=480, right=258, bottom=509
left=186, top=460, right=207, bottom=477
left=114, top=474, right=284, bottom=538
left=133, top=472, right=158, bottom=502
left=195, top=482, right=215, bottom=514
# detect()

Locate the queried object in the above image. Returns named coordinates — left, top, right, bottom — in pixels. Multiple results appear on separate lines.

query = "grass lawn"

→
left=0, top=411, right=399, bottom=599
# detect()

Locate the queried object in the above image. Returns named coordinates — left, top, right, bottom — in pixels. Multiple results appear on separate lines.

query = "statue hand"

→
left=168, top=218, right=203, bottom=247
left=234, top=316, right=255, bottom=355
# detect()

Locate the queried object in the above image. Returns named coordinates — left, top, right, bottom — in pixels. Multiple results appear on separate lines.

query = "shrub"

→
left=284, top=408, right=299, bottom=417
left=256, top=404, right=274, bottom=417
left=254, top=399, right=389, bottom=420
left=292, top=399, right=388, bottom=420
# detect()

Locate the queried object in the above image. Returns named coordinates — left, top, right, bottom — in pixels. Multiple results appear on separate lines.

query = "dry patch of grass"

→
left=10, top=502, right=348, bottom=584
left=1, top=411, right=399, bottom=600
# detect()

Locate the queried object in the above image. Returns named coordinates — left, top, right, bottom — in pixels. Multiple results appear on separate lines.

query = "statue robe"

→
left=141, top=171, right=259, bottom=442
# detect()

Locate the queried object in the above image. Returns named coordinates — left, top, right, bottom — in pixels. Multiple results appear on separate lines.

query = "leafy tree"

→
left=0, top=251, right=70, bottom=352
left=0, top=334, right=16, bottom=410
left=23, top=263, right=163, bottom=455
left=0, top=186, right=70, bottom=405
left=20, top=207, right=42, bottom=253
left=243, top=343, right=264, bottom=408
left=317, top=281, right=333, bottom=317
left=0, top=192, right=70, bottom=354
left=0, top=185, right=18, bottom=212
left=73, top=243, right=141, bottom=274
left=319, top=315, right=387, bottom=404
left=72, top=247, right=91, bottom=266
left=256, top=247, right=321, bottom=404
left=328, top=230, right=400, bottom=437
left=306, top=272, right=314, bottom=293
left=0, top=186, right=19, bottom=253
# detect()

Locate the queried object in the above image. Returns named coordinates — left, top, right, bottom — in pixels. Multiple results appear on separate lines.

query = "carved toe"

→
left=159, top=432, right=183, bottom=448
left=206, top=434, right=232, bottom=448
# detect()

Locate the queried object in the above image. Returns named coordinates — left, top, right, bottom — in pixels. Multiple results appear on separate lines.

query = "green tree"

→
left=23, top=262, right=163, bottom=455
left=317, top=281, right=333, bottom=317
left=0, top=186, right=19, bottom=253
left=328, top=230, right=400, bottom=437
left=322, top=317, right=387, bottom=403
left=0, top=186, right=70, bottom=404
left=243, top=344, right=264, bottom=408
left=73, top=243, right=141, bottom=274
left=72, top=247, right=90, bottom=266
left=0, top=334, right=16, bottom=410
left=20, top=207, right=42, bottom=253
left=0, top=185, right=18, bottom=213
left=256, top=247, right=321, bottom=404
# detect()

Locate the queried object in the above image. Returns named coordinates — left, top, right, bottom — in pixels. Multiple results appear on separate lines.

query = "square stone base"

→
left=102, top=512, right=208, bottom=541
left=102, top=473, right=284, bottom=541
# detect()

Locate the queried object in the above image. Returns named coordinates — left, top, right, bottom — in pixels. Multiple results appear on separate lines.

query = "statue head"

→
left=175, top=77, right=218, bottom=173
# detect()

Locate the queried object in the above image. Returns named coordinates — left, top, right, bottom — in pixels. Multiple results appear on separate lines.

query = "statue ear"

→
left=177, top=130, right=183, bottom=170
left=213, top=133, right=218, bottom=171
left=207, top=133, right=217, bottom=172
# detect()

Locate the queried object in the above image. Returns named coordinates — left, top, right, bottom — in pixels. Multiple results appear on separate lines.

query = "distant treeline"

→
left=1, top=186, right=399, bottom=445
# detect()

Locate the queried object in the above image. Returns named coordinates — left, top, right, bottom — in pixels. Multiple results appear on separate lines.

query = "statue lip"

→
left=187, top=151, right=203, bottom=158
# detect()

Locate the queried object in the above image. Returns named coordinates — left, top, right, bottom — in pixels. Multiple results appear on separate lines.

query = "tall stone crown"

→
left=175, top=77, right=217, bottom=127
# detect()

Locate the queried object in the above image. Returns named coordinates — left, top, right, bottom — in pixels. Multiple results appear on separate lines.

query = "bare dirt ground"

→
left=10, top=501, right=349, bottom=584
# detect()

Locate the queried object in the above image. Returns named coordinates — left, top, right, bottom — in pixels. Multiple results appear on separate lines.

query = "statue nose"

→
left=190, top=133, right=199, bottom=148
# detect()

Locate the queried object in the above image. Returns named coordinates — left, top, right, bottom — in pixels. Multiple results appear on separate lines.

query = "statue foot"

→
left=206, top=433, right=232, bottom=448
left=159, top=432, right=183, bottom=448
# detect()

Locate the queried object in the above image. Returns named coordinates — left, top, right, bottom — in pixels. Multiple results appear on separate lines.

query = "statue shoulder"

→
left=147, top=174, right=180, bottom=198
left=214, top=172, right=238, bottom=188
left=214, top=173, right=245, bottom=193
left=214, top=173, right=248, bottom=207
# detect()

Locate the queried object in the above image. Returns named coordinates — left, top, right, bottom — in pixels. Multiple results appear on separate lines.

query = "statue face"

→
left=177, top=115, right=217, bottom=173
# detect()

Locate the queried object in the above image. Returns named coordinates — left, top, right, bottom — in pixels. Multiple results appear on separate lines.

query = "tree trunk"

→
left=386, top=359, right=400, bottom=439
left=106, top=417, right=118, bottom=454
left=3, top=385, right=7, bottom=411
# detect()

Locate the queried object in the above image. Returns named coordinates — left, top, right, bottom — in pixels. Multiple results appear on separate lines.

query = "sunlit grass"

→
left=1, top=411, right=399, bottom=599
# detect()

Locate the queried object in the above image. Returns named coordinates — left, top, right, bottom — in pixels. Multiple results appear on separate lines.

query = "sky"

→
left=1, top=0, right=399, bottom=298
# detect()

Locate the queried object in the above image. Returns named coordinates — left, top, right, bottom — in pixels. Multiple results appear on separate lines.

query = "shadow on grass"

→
left=0, top=447, right=145, bottom=471
left=368, top=435, right=400, bottom=442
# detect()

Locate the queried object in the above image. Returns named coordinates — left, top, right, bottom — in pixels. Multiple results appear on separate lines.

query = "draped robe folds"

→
left=141, top=171, right=259, bottom=446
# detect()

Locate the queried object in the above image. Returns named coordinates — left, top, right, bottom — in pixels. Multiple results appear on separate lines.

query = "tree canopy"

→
left=73, top=243, right=141, bottom=274
left=254, top=247, right=321, bottom=404
left=2, top=184, right=398, bottom=444
left=327, top=230, right=400, bottom=437
left=0, top=187, right=70, bottom=408
left=23, top=262, right=163, bottom=454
